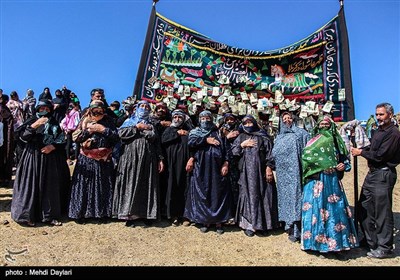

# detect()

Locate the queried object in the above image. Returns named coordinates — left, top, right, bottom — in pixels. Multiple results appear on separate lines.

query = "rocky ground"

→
left=0, top=157, right=399, bottom=268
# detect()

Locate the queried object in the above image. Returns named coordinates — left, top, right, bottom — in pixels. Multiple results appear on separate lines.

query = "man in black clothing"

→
left=351, top=102, right=400, bottom=259
left=82, top=88, right=117, bottom=121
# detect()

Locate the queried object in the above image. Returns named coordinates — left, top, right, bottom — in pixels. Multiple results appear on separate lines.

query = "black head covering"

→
left=35, top=100, right=54, bottom=116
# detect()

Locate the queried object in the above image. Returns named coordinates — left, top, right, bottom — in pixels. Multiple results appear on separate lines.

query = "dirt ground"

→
left=0, top=157, right=399, bottom=267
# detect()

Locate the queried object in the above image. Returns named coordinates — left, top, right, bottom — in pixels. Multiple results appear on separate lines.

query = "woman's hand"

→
left=158, top=160, right=164, bottom=173
left=221, top=161, right=229, bottom=176
left=81, top=117, right=91, bottom=130
left=136, top=123, right=151, bottom=131
left=266, top=166, right=274, bottom=183
left=226, top=130, right=239, bottom=139
left=336, top=162, right=345, bottom=171
left=206, top=137, right=220, bottom=146
left=160, top=120, right=171, bottom=127
left=31, top=117, right=48, bottom=129
left=241, top=138, right=257, bottom=148
left=41, top=144, right=56, bottom=154
left=177, top=129, right=188, bottom=136
left=186, top=157, right=195, bottom=172
left=87, top=122, right=105, bottom=134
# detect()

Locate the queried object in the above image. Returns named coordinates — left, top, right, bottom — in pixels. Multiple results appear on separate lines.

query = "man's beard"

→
left=378, top=118, right=390, bottom=127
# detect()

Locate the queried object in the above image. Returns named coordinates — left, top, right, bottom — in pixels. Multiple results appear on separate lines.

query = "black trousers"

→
left=357, top=169, right=396, bottom=252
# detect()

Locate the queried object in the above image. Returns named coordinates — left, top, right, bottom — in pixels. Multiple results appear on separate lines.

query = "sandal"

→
left=216, top=224, right=224, bottom=235
left=199, top=224, right=209, bottom=233
left=49, top=220, right=62, bottom=226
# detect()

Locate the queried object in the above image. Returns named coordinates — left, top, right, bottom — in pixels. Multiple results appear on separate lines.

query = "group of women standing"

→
left=9, top=97, right=359, bottom=255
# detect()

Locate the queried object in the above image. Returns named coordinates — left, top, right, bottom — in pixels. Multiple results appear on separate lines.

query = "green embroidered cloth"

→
left=301, top=120, right=348, bottom=183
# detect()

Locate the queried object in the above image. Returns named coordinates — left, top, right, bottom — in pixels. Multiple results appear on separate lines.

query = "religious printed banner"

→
left=134, top=5, right=354, bottom=121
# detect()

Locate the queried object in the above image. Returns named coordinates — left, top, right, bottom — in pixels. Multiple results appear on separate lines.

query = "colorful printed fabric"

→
left=272, top=120, right=310, bottom=235
left=301, top=171, right=359, bottom=252
left=302, top=118, right=348, bottom=183
left=134, top=6, right=354, bottom=121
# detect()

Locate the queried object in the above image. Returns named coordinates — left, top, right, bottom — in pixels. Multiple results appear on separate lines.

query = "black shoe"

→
left=334, top=251, right=349, bottom=261
left=367, top=249, right=394, bottom=259
left=143, top=219, right=153, bottom=227
left=358, top=238, right=369, bottom=248
left=98, top=217, right=109, bottom=224
left=125, top=220, right=135, bottom=228
left=244, top=229, right=255, bottom=237
left=75, top=218, right=85, bottom=225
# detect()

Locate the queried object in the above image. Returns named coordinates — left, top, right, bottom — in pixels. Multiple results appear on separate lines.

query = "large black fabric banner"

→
left=134, top=6, right=354, bottom=122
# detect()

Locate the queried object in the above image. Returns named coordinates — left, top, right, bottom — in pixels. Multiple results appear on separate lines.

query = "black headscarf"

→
left=238, top=115, right=268, bottom=137
left=189, top=110, right=216, bottom=138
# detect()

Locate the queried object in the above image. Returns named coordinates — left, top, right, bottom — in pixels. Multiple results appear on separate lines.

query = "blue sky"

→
left=0, top=0, right=399, bottom=120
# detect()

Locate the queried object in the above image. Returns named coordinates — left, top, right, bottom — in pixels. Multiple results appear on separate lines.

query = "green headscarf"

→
left=301, top=116, right=348, bottom=183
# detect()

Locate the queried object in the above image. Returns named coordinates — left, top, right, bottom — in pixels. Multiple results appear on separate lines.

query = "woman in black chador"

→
left=183, top=110, right=233, bottom=234
left=231, top=115, right=278, bottom=237
left=161, top=109, right=194, bottom=225
left=11, top=100, right=70, bottom=226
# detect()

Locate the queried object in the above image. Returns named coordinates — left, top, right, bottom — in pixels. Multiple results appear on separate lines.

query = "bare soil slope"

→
left=1, top=157, right=399, bottom=267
